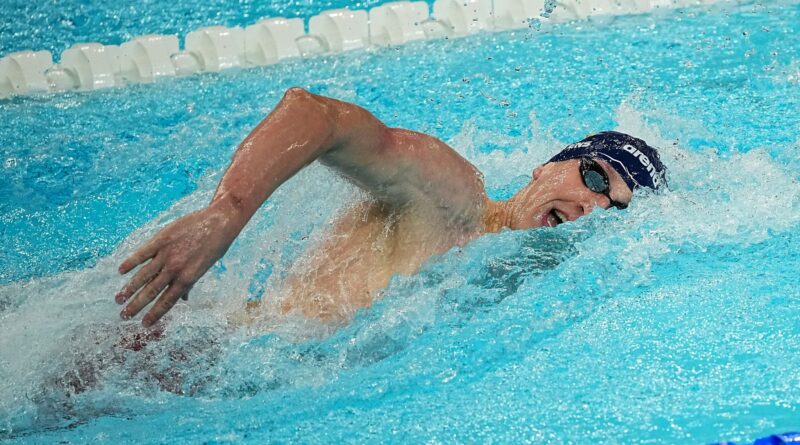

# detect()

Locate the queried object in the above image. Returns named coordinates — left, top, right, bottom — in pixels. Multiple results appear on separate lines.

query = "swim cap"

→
left=548, top=131, right=668, bottom=191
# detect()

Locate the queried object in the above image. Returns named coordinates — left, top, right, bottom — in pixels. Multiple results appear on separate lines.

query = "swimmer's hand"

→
left=115, top=200, right=244, bottom=327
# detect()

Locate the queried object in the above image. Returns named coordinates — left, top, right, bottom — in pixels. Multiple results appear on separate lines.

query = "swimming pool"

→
left=2, top=0, right=800, bottom=443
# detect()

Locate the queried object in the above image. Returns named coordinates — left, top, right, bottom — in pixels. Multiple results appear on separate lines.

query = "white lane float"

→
left=308, top=8, right=370, bottom=52
left=60, top=43, right=118, bottom=90
left=0, top=50, right=53, bottom=98
left=432, top=0, right=494, bottom=36
left=369, top=1, right=430, bottom=46
left=185, top=26, right=246, bottom=72
left=117, top=34, right=180, bottom=83
left=0, top=0, right=728, bottom=98
left=244, top=18, right=304, bottom=65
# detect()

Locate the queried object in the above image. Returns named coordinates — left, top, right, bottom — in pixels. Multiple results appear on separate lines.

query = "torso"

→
left=278, top=200, right=480, bottom=322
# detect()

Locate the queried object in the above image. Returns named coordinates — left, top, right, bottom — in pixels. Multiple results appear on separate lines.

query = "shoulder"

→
left=382, top=129, right=488, bottom=229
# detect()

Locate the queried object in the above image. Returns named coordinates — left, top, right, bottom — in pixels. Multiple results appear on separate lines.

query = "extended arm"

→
left=116, top=88, right=485, bottom=327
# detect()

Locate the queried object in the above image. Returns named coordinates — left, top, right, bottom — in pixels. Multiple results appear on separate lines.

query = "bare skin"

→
left=116, top=88, right=633, bottom=327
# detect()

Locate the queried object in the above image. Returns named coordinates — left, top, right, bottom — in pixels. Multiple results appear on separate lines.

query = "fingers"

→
left=119, top=241, right=160, bottom=275
left=142, top=284, right=190, bottom=328
left=120, top=273, right=170, bottom=321
left=115, top=257, right=164, bottom=304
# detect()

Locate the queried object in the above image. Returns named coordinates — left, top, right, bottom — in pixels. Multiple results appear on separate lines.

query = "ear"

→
left=532, top=164, right=545, bottom=181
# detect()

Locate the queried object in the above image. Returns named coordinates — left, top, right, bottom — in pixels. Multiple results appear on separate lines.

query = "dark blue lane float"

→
left=712, top=432, right=800, bottom=445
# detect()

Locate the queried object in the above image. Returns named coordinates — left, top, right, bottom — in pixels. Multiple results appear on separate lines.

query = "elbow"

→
left=281, top=87, right=335, bottom=120
left=283, top=87, right=333, bottom=112
left=281, top=87, right=321, bottom=112
left=283, top=87, right=312, bottom=101
left=281, top=87, right=338, bottom=143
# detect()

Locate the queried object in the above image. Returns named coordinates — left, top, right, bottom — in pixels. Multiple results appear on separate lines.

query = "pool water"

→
left=2, top=1, right=800, bottom=443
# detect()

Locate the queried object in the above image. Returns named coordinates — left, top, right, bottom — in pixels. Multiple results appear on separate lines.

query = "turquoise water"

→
left=0, top=0, right=387, bottom=56
left=2, top=1, right=800, bottom=443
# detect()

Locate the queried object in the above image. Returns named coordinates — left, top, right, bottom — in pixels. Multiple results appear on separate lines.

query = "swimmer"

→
left=115, top=88, right=667, bottom=326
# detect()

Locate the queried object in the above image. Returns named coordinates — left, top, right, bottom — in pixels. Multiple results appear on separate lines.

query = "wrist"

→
left=209, top=194, right=252, bottom=230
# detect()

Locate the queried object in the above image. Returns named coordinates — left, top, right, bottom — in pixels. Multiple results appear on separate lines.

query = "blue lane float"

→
left=712, top=432, right=800, bottom=445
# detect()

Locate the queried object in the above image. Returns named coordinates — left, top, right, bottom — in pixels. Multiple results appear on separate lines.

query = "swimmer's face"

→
left=507, top=158, right=633, bottom=230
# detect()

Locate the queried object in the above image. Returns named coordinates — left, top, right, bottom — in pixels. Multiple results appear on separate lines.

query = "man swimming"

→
left=115, top=88, right=667, bottom=327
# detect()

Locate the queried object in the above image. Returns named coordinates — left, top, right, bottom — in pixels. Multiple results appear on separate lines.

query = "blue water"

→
left=1, top=1, right=800, bottom=443
left=0, top=0, right=389, bottom=57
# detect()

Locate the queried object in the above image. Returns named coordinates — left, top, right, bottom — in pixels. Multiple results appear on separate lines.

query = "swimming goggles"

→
left=579, top=157, right=628, bottom=210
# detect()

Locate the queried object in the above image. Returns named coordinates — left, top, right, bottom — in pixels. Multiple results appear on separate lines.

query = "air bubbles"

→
left=438, top=368, right=457, bottom=383
left=540, top=0, right=557, bottom=19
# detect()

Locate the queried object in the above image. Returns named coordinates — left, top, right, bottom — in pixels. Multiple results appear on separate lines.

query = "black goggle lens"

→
left=582, top=169, right=608, bottom=194
left=579, top=158, right=628, bottom=210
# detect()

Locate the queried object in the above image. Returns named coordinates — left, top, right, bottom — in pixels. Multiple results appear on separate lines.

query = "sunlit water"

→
left=2, top=1, right=800, bottom=443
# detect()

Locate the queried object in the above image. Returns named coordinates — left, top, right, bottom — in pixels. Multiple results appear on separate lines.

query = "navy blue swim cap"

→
left=548, top=131, right=668, bottom=191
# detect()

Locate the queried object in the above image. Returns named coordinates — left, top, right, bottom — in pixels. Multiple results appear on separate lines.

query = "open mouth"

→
left=547, top=209, right=567, bottom=227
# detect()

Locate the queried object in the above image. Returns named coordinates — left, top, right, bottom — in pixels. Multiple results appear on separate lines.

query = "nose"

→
left=578, top=192, right=609, bottom=215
